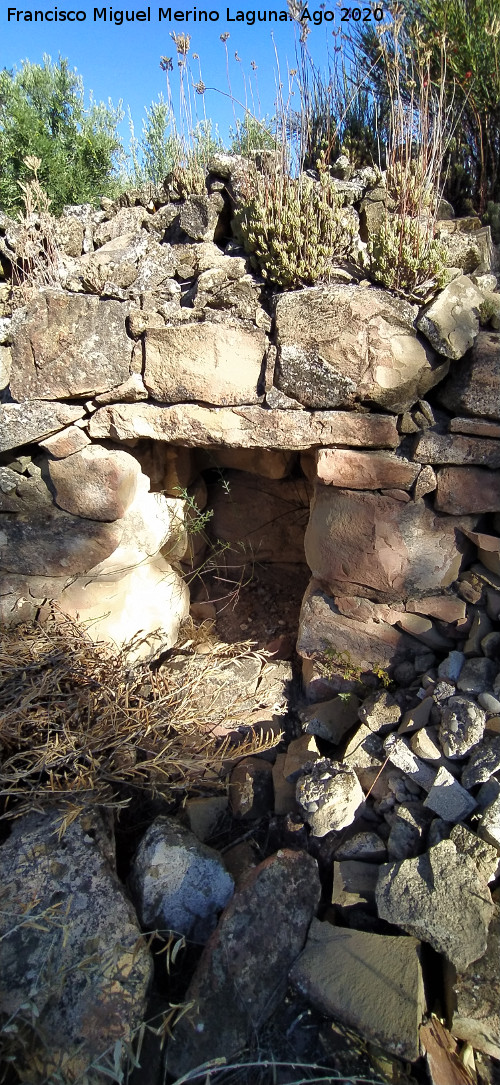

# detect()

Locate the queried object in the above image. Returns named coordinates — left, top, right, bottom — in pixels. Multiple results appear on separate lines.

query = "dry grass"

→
left=0, top=613, right=280, bottom=822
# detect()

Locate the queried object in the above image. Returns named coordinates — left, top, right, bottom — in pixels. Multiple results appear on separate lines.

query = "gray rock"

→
left=479, top=692, right=500, bottom=713
left=457, top=657, right=497, bottom=694
left=274, top=283, right=447, bottom=413
left=332, top=860, right=380, bottom=913
left=290, top=919, right=425, bottom=1061
left=438, top=329, right=500, bottom=420
left=0, top=401, right=86, bottom=453
left=462, top=736, right=500, bottom=789
left=359, top=690, right=401, bottom=733
left=10, top=290, right=133, bottom=401
left=449, top=824, right=499, bottom=883
left=448, top=905, right=500, bottom=1060
left=383, top=735, right=436, bottom=791
left=129, top=817, right=234, bottom=943
left=296, top=758, right=364, bottom=837
left=334, top=831, right=387, bottom=862
left=438, top=650, right=465, bottom=683
left=423, top=766, right=477, bottom=822
left=479, top=789, right=500, bottom=850
left=439, top=696, right=486, bottom=757
left=465, top=608, right=493, bottom=655
left=482, top=632, right=500, bottom=659
left=299, top=694, right=361, bottom=743
left=48, top=445, right=141, bottom=522
left=376, top=839, right=494, bottom=970
left=387, top=802, right=433, bottom=860
left=0, top=510, right=122, bottom=577
left=229, top=757, right=274, bottom=820
left=416, top=275, right=483, bottom=360
left=165, top=849, right=321, bottom=1079
left=178, top=192, right=225, bottom=242
left=0, top=809, right=152, bottom=1082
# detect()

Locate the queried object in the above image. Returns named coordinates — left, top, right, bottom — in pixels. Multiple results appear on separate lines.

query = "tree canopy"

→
left=0, top=56, right=124, bottom=215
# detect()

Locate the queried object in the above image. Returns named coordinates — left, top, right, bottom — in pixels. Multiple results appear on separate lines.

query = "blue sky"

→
left=1, top=2, right=355, bottom=162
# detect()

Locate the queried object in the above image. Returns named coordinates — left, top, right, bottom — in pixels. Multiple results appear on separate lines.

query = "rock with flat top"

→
left=423, top=766, right=477, bottom=823
left=290, top=919, right=425, bottom=1061
left=144, top=323, right=265, bottom=405
left=376, top=839, right=494, bottom=970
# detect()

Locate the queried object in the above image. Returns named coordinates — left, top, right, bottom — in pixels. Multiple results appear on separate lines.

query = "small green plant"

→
left=368, top=214, right=448, bottom=300
left=174, top=486, right=214, bottom=535
left=318, top=644, right=391, bottom=691
left=233, top=158, right=356, bottom=289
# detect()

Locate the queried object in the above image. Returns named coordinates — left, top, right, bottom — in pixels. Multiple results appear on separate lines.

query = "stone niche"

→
left=1, top=162, right=500, bottom=681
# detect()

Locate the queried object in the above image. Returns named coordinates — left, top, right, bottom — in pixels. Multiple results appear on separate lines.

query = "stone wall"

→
left=1, top=155, right=499, bottom=680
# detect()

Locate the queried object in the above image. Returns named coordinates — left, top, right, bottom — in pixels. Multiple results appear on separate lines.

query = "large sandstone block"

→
left=438, top=329, right=500, bottom=419
left=290, top=919, right=425, bottom=1061
left=9, top=290, right=133, bottom=400
left=274, top=284, right=448, bottom=413
left=297, top=581, right=421, bottom=675
left=304, top=487, right=472, bottom=600
left=316, top=448, right=419, bottom=489
left=144, top=323, right=266, bottom=405
left=435, top=466, right=500, bottom=514
left=89, top=403, right=400, bottom=449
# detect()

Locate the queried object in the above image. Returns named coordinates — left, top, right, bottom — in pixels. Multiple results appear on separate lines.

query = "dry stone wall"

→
left=1, top=155, right=500, bottom=680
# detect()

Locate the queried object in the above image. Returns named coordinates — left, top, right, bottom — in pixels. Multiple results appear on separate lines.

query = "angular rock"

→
left=296, top=758, right=364, bottom=836
left=144, top=323, right=266, bottom=405
left=334, top=831, right=387, bottom=862
left=272, top=754, right=299, bottom=816
left=0, top=344, right=11, bottom=389
left=414, top=463, right=437, bottom=499
left=342, top=723, right=386, bottom=789
left=316, top=448, right=419, bottom=489
left=448, top=905, right=500, bottom=1059
left=0, top=809, right=152, bottom=1082
left=449, top=824, right=499, bottom=884
left=423, top=766, right=477, bottom=823
left=229, top=757, right=274, bottom=820
left=178, top=192, right=225, bottom=241
left=283, top=734, right=321, bottom=782
left=305, top=488, right=472, bottom=601
left=375, top=839, right=494, bottom=970
left=299, top=694, right=361, bottom=743
left=413, top=431, right=500, bottom=468
left=185, top=796, right=228, bottom=842
left=435, top=466, right=500, bottom=514
left=457, top=656, right=496, bottom=694
left=384, top=735, right=436, bottom=790
left=359, top=690, right=401, bottom=733
left=0, top=402, right=85, bottom=453
left=439, top=696, right=486, bottom=758
left=39, top=425, right=91, bottom=458
left=165, top=850, right=321, bottom=1078
left=290, top=919, right=425, bottom=1061
left=479, top=788, right=500, bottom=850
left=406, top=595, right=467, bottom=623
left=450, top=416, right=500, bottom=438
left=387, top=801, right=433, bottom=860
left=417, top=276, right=483, bottom=360
left=275, top=284, right=446, bottom=413
left=438, top=329, right=500, bottom=420
left=332, top=860, right=380, bottom=911
left=438, top=650, right=466, bottom=683
left=48, top=445, right=141, bottom=522
left=129, top=816, right=234, bottom=943
left=10, top=290, right=133, bottom=400
left=88, top=403, right=400, bottom=450
left=398, top=697, right=433, bottom=736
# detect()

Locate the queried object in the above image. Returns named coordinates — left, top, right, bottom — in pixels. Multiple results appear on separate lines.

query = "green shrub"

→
left=369, top=214, right=448, bottom=300
left=233, top=162, right=356, bottom=289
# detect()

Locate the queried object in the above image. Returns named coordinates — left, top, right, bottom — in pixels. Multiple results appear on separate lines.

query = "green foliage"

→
left=233, top=161, right=356, bottom=289
left=354, top=0, right=500, bottom=211
left=0, top=56, right=124, bottom=214
left=483, top=200, right=500, bottom=243
left=129, top=93, right=180, bottom=185
left=368, top=214, right=448, bottom=300
left=229, top=112, right=277, bottom=154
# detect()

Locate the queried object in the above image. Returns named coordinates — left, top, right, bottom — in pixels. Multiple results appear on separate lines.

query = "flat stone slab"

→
left=144, top=323, right=266, bottom=405
left=413, top=431, right=500, bottom=468
left=376, top=839, right=494, bottom=971
left=0, top=402, right=85, bottom=453
left=316, top=448, right=420, bottom=489
left=88, top=402, right=401, bottom=449
left=290, top=918, right=425, bottom=1061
